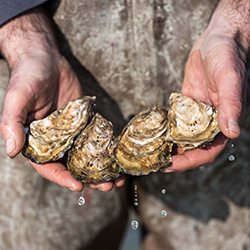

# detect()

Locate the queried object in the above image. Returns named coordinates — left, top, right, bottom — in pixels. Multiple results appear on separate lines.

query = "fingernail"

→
left=98, top=186, right=106, bottom=192
left=6, top=137, right=16, bottom=155
left=115, top=177, right=124, bottom=187
left=163, top=169, right=175, bottom=173
left=228, top=119, right=241, bottom=135
left=98, top=183, right=111, bottom=192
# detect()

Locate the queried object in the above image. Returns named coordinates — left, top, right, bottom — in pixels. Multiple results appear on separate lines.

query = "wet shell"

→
left=22, top=96, right=96, bottom=163
left=167, top=93, right=220, bottom=150
left=114, top=104, right=172, bottom=176
left=67, top=113, right=123, bottom=183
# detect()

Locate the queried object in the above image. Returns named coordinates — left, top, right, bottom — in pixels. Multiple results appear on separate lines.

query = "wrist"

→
left=205, top=0, right=250, bottom=55
left=0, top=7, right=59, bottom=69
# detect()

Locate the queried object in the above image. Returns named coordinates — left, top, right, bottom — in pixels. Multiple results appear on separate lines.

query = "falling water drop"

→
left=78, top=196, right=85, bottom=205
left=131, top=220, right=139, bottom=230
left=134, top=184, right=139, bottom=207
left=161, top=189, right=166, bottom=195
left=160, top=210, right=167, bottom=218
left=228, top=154, right=236, bottom=162
left=78, top=189, right=85, bottom=206
left=134, top=198, right=139, bottom=206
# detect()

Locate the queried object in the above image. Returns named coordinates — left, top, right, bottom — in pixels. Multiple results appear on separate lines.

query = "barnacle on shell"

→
left=22, top=96, right=95, bottom=163
left=167, top=93, right=220, bottom=150
left=114, top=104, right=172, bottom=176
left=67, top=113, right=124, bottom=183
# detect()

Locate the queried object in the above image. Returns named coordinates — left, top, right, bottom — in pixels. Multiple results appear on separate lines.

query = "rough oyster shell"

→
left=167, top=93, right=220, bottom=150
left=114, top=104, right=172, bottom=176
left=67, top=113, right=123, bottom=183
left=22, top=96, right=95, bottom=163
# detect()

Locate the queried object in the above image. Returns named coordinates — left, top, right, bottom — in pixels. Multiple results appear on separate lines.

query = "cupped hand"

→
left=0, top=52, right=125, bottom=191
left=163, top=23, right=248, bottom=173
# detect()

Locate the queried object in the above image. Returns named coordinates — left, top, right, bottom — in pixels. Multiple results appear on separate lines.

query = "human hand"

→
left=0, top=7, right=125, bottom=191
left=162, top=0, right=250, bottom=173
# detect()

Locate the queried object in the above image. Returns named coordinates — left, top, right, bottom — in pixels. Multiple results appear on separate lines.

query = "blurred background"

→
left=0, top=0, right=250, bottom=249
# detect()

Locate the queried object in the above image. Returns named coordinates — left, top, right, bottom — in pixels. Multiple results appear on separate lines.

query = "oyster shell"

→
left=167, top=93, right=220, bottom=150
left=22, top=96, right=95, bottom=163
left=114, top=104, right=172, bottom=176
left=67, top=113, right=123, bottom=183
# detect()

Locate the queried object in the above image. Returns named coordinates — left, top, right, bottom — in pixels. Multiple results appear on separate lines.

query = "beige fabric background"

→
left=0, top=0, right=250, bottom=249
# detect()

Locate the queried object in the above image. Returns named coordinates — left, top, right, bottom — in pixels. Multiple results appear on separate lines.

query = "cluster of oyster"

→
left=22, top=93, right=220, bottom=183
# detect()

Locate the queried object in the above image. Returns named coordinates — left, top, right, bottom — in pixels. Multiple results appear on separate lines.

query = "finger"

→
left=0, top=77, right=34, bottom=157
left=161, top=134, right=228, bottom=173
left=182, top=49, right=209, bottom=102
left=30, top=160, right=84, bottom=191
left=88, top=182, right=115, bottom=192
left=87, top=175, right=125, bottom=191
left=203, top=42, right=247, bottom=139
left=114, top=176, right=126, bottom=187
left=215, top=66, right=246, bottom=139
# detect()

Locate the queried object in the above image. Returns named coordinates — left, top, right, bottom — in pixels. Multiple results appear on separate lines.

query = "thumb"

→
left=0, top=78, right=33, bottom=157
left=215, top=70, right=245, bottom=139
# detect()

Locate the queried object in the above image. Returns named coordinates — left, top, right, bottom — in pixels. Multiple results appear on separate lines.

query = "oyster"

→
left=167, top=93, right=220, bottom=150
left=22, top=96, right=95, bottom=163
left=67, top=113, right=123, bottom=183
left=114, top=104, right=172, bottom=176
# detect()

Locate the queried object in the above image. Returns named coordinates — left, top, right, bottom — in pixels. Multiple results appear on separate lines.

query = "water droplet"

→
left=231, top=143, right=235, bottom=148
left=78, top=196, right=85, bottom=206
left=131, top=220, right=139, bottom=230
left=78, top=189, right=85, bottom=205
left=134, top=197, right=139, bottom=206
left=134, top=184, right=139, bottom=206
left=228, top=154, right=236, bottom=162
left=161, top=189, right=166, bottom=195
left=160, top=210, right=167, bottom=217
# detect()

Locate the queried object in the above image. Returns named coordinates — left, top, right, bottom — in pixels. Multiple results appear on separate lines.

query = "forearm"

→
left=206, top=0, right=250, bottom=56
left=0, top=7, right=59, bottom=69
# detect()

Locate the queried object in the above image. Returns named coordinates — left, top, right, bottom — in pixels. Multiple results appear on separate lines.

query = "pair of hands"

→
left=0, top=3, right=248, bottom=191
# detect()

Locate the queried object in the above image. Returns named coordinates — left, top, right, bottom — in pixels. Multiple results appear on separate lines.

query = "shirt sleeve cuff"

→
left=0, top=0, right=48, bottom=26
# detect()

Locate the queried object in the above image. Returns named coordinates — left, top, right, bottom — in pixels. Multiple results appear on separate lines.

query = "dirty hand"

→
left=0, top=7, right=124, bottom=191
left=162, top=0, right=250, bottom=173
